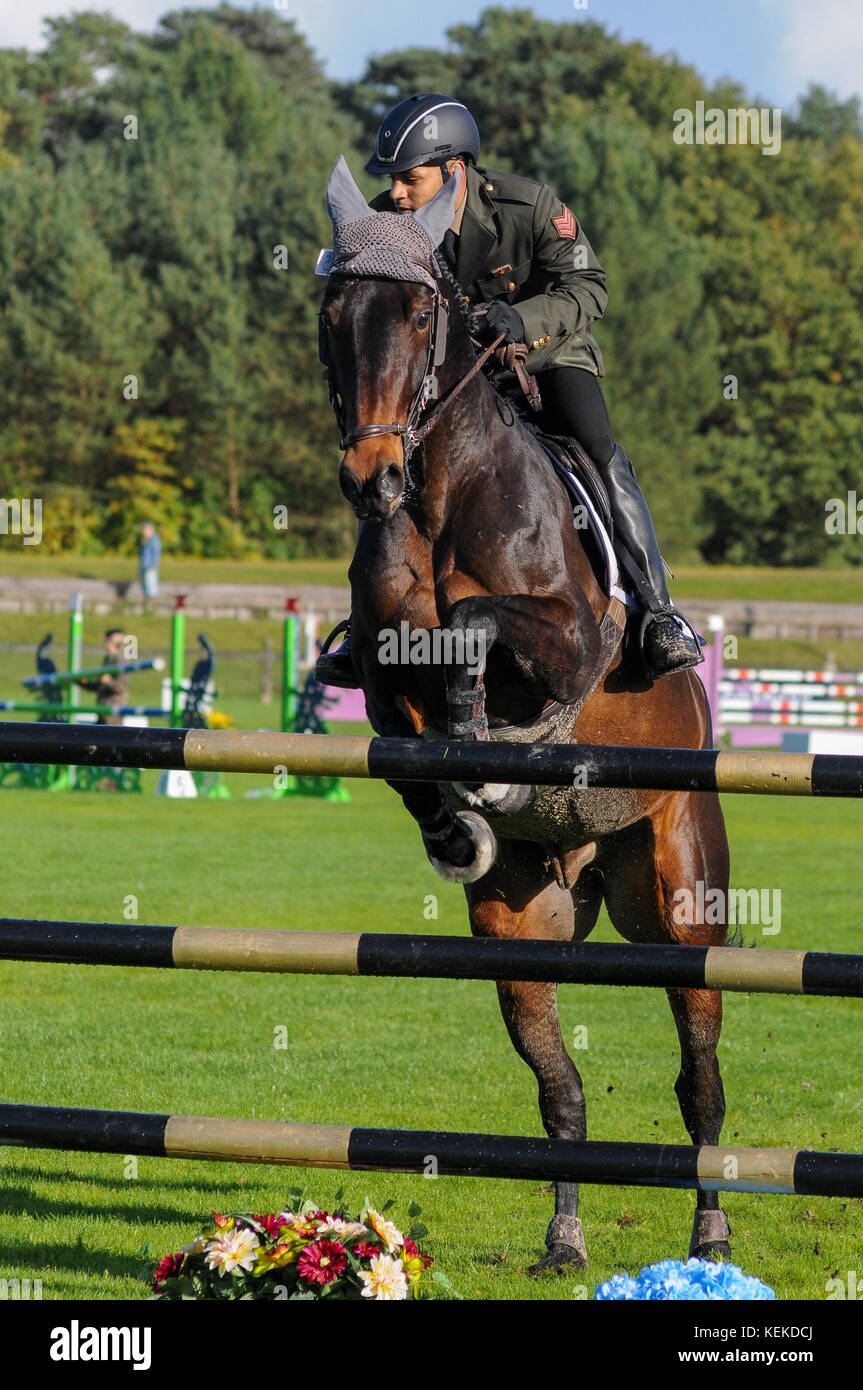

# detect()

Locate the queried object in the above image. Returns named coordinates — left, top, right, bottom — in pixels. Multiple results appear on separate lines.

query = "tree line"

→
left=0, top=4, right=860, bottom=566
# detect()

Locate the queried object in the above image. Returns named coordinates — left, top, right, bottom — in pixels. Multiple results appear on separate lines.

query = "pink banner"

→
left=322, top=686, right=369, bottom=722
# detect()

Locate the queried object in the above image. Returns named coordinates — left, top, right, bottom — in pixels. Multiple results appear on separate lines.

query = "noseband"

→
left=319, top=275, right=504, bottom=462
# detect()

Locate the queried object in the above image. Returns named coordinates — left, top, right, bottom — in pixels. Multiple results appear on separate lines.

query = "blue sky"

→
left=1, top=1, right=861, bottom=108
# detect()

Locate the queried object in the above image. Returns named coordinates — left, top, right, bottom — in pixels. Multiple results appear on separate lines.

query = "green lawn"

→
left=3, top=550, right=863, bottom=604
left=0, top=765, right=860, bottom=1301
left=0, top=552, right=353, bottom=588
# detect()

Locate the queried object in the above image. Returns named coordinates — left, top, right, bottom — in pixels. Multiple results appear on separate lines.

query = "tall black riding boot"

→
left=314, top=618, right=360, bottom=689
left=600, top=445, right=703, bottom=679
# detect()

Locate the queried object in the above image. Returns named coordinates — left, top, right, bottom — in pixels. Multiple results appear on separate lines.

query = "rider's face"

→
left=390, top=159, right=464, bottom=212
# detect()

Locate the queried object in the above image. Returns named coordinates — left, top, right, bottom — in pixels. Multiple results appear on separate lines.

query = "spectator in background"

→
left=76, top=628, right=128, bottom=725
left=140, top=521, right=162, bottom=602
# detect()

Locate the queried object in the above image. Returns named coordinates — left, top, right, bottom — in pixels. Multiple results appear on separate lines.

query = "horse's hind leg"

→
left=466, top=839, right=605, bottom=1275
left=600, top=791, right=732, bottom=1261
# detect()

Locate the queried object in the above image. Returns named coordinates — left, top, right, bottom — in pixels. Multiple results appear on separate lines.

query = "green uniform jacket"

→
left=370, top=164, right=608, bottom=377
left=77, top=659, right=129, bottom=708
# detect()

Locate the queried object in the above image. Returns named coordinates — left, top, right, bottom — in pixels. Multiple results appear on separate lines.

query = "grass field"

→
left=0, top=756, right=861, bottom=1302
left=2, top=550, right=863, bottom=604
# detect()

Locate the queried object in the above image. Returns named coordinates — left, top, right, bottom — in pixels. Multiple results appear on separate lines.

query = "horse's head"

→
left=318, top=157, right=463, bottom=521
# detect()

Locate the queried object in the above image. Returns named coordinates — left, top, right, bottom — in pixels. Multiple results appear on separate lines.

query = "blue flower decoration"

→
left=594, top=1259, right=775, bottom=1300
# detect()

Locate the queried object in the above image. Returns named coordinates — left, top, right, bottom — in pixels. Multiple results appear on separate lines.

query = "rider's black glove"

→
left=471, top=300, right=525, bottom=346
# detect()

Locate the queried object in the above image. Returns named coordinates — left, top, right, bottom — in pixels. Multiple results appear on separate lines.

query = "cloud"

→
left=0, top=2, right=210, bottom=52
left=763, top=0, right=863, bottom=100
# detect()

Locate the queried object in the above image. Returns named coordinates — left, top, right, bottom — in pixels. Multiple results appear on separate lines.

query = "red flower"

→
left=297, top=1239, right=348, bottom=1286
left=403, top=1238, right=432, bottom=1269
left=353, top=1241, right=381, bottom=1259
left=252, top=1213, right=289, bottom=1237
left=211, top=1212, right=231, bottom=1228
left=152, top=1251, right=184, bottom=1288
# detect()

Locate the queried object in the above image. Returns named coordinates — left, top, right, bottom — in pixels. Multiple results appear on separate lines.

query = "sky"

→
left=0, top=0, right=861, bottom=109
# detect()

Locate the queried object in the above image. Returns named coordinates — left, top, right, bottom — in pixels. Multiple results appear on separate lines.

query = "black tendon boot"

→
left=600, top=445, right=703, bottom=679
left=314, top=618, right=360, bottom=689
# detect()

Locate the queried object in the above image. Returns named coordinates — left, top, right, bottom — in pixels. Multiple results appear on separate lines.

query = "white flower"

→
left=203, top=1227, right=260, bottom=1277
left=359, top=1254, right=409, bottom=1301
left=363, top=1206, right=405, bottom=1253
left=315, top=1216, right=368, bottom=1241
left=180, top=1234, right=207, bottom=1257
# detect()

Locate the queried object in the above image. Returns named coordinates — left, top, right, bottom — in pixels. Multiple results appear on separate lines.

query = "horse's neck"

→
left=416, top=350, right=603, bottom=610
left=416, top=338, right=521, bottom=510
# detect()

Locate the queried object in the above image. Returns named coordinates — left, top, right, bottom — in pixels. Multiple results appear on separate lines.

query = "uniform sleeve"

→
left=516, top=185, right=608, bottom=348
left=97, top=672, right=128, bottom=702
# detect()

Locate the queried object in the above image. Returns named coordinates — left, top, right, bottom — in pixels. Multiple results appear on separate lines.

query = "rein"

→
left=319, top=279, right=507, bottom=462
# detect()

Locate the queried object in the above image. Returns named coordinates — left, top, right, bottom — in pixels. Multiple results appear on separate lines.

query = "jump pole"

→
left=275, top=597, right=300, bottom=796
left=170, top=596, right=186, bottom=727
left=1, top=1103, right=861, bottom=1196
left=22, top=657, right=166, bottom=690
left=66, top=593, right=84, bottom=787
left=281, top=597, right=299, bottom=735
left=0, top=703, right=167, bottom=718
left=0, top=726, right=861, bottom=795
left=1, top=918, right=862, bottom=997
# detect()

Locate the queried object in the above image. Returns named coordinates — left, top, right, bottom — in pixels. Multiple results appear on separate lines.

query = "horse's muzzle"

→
left=340, top=461, right=404, bottom=520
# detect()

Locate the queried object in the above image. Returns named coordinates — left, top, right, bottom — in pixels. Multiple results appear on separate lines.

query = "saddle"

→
left=489, top=366, right=647, bottom=622
left=532, top=430, right=613, bottom=535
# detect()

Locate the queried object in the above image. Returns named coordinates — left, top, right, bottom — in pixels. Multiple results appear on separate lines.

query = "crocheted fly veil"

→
left=317, top=156, right=462, bottom=286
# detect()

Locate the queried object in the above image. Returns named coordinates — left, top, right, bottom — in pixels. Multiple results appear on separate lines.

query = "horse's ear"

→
left=326, top=156, right=372, bottom=226
left=411, top=167, right=464, bottom=248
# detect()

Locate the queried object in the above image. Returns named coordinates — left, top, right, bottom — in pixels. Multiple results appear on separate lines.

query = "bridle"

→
left=318, top=273, right=505, bottom=462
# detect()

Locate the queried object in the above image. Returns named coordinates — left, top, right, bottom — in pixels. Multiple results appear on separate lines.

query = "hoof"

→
left=692, top=1240, right=732, bottom=1262
left=452, top=781, right=535, bottom=816
left=426, top=810, right=498, bottom=884
left=528, top=1244, right=588, bottom=1277
left=689, top=1209, right=732, bottom=1262
left=528, top=1215, right=588, bottom=1276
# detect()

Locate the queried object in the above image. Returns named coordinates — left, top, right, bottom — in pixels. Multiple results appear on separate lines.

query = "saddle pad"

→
left=535, top=436, right=635, bottom=612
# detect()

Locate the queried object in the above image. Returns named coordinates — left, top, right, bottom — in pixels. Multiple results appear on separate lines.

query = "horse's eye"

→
left=416, top=311, right=431, bottom=330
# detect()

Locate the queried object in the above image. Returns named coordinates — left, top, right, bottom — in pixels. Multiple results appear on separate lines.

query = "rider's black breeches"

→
left=534, top=366, right=615, bottom=468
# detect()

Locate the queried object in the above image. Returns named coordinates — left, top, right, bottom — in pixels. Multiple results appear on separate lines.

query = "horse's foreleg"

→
left=442, top=592, right=601, bottom=814
left=443, top=591, right=602, bottom=724
left=367, top=693, right=497, bottom=880
left=466, top=841, right=605, bottom=1275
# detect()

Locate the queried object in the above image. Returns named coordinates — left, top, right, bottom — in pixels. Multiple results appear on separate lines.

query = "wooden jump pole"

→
left=2, top=1102, right=862, bottom=1196
left=0, top=726, right=861, bottom=795
left=1, top=918, right=862, bottom=997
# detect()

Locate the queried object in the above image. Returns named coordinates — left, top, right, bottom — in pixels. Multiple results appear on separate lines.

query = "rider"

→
left=317, top=92, right=702, bottom=687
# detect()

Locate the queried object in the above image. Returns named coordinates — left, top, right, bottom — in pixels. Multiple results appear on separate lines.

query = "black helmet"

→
left=365, top=93, right=480, bottom=176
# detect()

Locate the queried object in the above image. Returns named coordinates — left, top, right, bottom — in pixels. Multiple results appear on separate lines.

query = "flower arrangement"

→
left=594, top=1258, right=776, bottom=1301
left=149, top=1191, right=434, bottom=1301
left=206, top=711, right=235, bottom=730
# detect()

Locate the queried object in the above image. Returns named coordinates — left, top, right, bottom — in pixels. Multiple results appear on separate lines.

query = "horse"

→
left=318, top=157, right=731, bottom=1275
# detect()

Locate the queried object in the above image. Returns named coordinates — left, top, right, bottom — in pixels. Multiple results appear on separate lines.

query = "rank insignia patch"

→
left=552, top=205, right=577, bottom=239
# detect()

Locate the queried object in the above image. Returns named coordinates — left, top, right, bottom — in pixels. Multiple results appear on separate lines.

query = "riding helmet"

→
left=365, top=93, right=480, bottom=176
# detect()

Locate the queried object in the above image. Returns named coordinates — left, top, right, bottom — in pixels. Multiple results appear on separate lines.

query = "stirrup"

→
left=639, top=608, right=703, bottom=680
left=314, top=619, right=359, bottom=690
